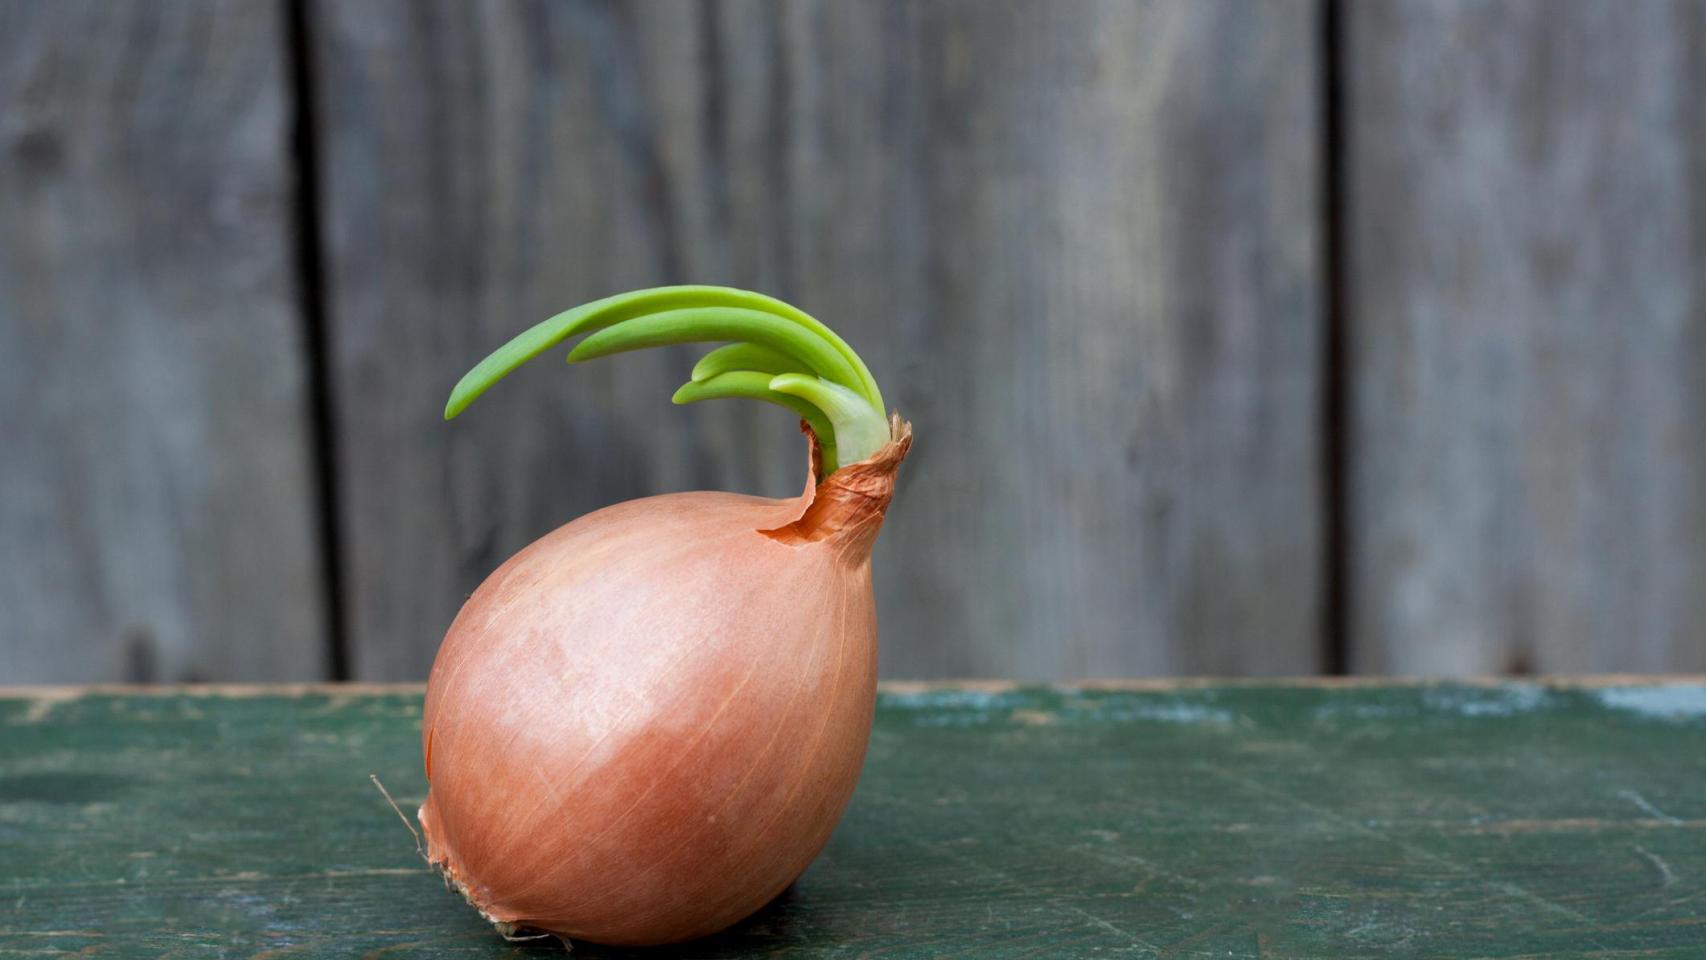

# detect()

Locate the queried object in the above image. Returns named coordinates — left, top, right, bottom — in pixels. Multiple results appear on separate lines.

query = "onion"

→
left=417, top=288, right=911, bottom=946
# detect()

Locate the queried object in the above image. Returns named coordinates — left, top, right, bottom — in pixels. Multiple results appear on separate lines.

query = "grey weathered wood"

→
left=311, top=0, right=1322, bottom=680
left=0, top=2, right=328, bottom=682
left=1346, top=1, right=1706, bottom=674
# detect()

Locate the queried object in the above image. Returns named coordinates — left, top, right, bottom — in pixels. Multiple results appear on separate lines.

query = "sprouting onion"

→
left=419, top=287, right=912, bottom=946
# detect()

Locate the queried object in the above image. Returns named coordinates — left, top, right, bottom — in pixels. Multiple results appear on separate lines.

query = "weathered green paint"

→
left=2, top=683, right=1704, bottom=957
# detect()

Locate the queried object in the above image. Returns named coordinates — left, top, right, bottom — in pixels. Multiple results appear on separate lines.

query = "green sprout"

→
left=444, top=287, right=890, bottom=475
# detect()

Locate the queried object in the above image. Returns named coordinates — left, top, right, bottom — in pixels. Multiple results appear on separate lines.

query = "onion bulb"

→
left=418, top=287, right=911, bottom=946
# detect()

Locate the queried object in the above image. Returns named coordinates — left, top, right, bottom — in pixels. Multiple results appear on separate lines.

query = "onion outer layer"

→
left=418, top=417, right=911, bottom=946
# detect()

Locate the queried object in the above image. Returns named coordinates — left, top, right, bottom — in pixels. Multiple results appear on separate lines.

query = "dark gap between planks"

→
left=1320, top=0, right=1351, bottom=676
left=284, top=0, right=350, bottom=682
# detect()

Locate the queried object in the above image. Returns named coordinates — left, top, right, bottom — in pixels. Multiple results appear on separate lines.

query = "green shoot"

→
left=768, top=375, right=891, bottom=470
left=690, top=343, right=803, bottom=382
left=445, top=287, right=891, bottom=473
left=672, top=372, right=840, bottom=474
left=565, top=307, right=862, bottom=389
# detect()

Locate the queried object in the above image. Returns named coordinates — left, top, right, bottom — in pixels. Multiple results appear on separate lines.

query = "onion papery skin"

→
left=419, top=418, right=910, bottom=946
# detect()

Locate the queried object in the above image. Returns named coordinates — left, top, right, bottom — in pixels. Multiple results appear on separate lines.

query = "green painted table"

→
left=2, top=681, right=1704, bottom=958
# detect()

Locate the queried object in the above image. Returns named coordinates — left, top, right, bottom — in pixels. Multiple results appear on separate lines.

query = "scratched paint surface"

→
left=1, top=684, right=1704, bottom=958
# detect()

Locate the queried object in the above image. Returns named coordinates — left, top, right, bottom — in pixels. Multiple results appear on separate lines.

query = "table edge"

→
left=2, top=675, right=1704, bottom=700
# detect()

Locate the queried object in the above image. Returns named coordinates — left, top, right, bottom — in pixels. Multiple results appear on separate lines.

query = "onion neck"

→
left=762, top=415, right=912, bottom=557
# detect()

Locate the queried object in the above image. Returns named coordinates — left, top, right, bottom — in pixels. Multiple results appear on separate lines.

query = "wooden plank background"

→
left=308, top=0, right=1321, bottom=681
left=1, top=0, right=1702, bottom=683
left=1346, top=0, right=1706, bottom=675
left=0, top=0, right=328, bottom=683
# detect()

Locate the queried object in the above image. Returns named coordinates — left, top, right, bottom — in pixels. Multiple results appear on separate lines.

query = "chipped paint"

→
left=1595, top=686, right=1706, bottom=721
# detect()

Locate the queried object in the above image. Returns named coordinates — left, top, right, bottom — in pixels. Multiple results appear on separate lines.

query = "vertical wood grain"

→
left=1346, top=0, right=1706, bottom=673
left=0, top=1, right=327, bottom=682
left=777, top=1, right=1324, bottom=678
left=310, top=0, right=1323, bottom=680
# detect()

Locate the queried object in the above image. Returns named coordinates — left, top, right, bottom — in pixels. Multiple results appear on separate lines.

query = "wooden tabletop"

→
left=3, top=680, right=1703, bottom=958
